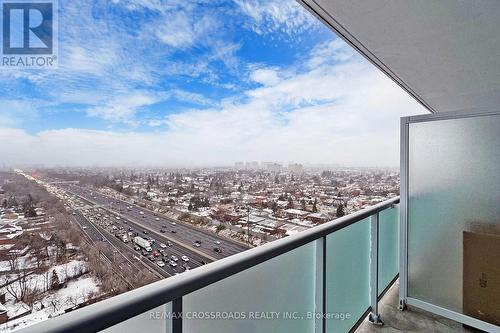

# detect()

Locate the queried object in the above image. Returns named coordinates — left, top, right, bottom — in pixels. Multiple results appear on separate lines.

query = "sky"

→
left=0, top=0, right=427, bottom=168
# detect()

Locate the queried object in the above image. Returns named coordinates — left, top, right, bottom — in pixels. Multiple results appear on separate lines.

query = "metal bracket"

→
left=368, top=313, right=384, bottom=326
left=398, top=299, right=407, bottom=311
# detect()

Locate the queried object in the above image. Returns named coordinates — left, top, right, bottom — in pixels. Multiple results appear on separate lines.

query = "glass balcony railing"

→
left=16, top=197, right=400, bottom=333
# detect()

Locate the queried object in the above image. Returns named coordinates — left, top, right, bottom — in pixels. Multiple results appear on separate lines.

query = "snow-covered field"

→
left=0, top=260, right=100, bottom=332
left=0, top=276, right=99, bottom=332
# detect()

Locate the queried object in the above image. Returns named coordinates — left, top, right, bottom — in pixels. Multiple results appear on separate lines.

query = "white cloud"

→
left=234, top=0, right=318, bottom=35
left=250, top=68, right=281, bottom=86
left=87, top=91, right=162, bottom=123
left=0, top=39, right=427, bottom=167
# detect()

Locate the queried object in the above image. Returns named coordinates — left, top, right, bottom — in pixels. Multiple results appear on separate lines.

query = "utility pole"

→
left=247, top=206, right=251, bottom=248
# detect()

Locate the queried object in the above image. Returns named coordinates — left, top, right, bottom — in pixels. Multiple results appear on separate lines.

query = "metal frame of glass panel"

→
left=400, top=110, right=500, bottom=333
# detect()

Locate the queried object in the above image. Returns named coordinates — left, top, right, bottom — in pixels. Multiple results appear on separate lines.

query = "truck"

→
left=134, top=236, right=152, bottom=252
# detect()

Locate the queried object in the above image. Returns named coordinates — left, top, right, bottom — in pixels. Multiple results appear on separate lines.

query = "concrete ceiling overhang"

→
left=299, top=0, right=500, bottom=114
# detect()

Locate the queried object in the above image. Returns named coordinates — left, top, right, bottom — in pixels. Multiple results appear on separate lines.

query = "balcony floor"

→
left=355, top=281, right=483, bottom=333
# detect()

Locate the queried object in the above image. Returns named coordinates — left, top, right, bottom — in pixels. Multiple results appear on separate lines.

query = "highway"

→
left=72, top=211, right=163, bottom=282
left=63, top=191, right=214, bottom=278
left=62, top=184, right=249, bottom=260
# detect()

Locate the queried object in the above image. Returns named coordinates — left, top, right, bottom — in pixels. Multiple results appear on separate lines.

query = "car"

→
left=170, top=255, right=178, bottom=262
left=141, top=250, right=148, bottom=256
left=158, top=249, right=165, bottom=255
left=157, top=261, right=165, bottom=267
left=148, top=255, right=155, bottom=261
left=171, top=222, right=176, bottom=226
left=152, top=251, right=160, bottom=257
left=134, top=246, right=141, bottom=251
left=213, top=247, right=221, bottom=253
left=82, top=226, right=87, bottom=230
left=193, top=243, right=201, bottom=247
left=116, top=217, right=120, bottom=220
left=142, top=215, right=146, bottom=218
left=194, top=240, right=202, bottom=244
left=183, top=265, right=190, bottom=271
left=143, top=230, right=148, bottom=234
left=181, top=256, right=189, bottom=262
left=159, top=243, right=167, bottom=248
left=171, top=230, right=177, bottom=234
left=155, top=217, right=160, bottom=221
left=169, top=260, right=177, bottom=267
left=214, top=240, right=221, bottom=245
left=160, top=229, right=166, bottom=233
left=167, top=241, right=173, bottom=247
left=148, top=238, right=155, bottom=244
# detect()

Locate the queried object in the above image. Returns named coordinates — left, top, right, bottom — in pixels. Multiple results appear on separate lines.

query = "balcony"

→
left=16, top=197, right=401, bottom=333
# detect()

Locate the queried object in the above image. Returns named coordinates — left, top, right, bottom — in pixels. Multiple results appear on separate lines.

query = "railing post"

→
left=172, top=297, right=183, bottom=333
left=369, top=212, right=383, bottom=325
left=315, top=236, right=326, bottom=333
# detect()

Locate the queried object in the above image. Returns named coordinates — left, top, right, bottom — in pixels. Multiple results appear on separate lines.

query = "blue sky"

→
left=0, top=0, right=426, bottom=167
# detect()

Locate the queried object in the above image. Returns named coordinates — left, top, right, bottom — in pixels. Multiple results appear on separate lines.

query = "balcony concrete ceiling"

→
left=299, top=0, right=500, bottom=114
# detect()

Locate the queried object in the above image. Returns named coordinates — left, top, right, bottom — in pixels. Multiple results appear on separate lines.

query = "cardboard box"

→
left=463, top=231, right=500, bottom=326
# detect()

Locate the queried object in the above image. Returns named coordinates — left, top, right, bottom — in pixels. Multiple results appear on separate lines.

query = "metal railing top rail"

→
left=18, top=196, right=400, bottom=333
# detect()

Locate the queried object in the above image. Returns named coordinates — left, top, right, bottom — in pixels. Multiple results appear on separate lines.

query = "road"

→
left=72, top=210, right=165, bottom=280
left=66, top=194, right=212, bottom=278
left=63, top=184, right=249, bottom=260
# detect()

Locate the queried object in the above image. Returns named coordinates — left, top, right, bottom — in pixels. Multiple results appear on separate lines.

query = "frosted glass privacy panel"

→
left=100, top=303, right=171, bottom=333
left=407, top=114, right=500, bottom=313
left=326, top=218, right=370, bottom=333
left=183, top=241, right=317, bottom=333
left=378, top=204, right=399, bottom=295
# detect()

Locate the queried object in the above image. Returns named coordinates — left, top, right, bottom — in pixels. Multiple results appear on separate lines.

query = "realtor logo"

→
left=1, top=0, right=58, bottom=68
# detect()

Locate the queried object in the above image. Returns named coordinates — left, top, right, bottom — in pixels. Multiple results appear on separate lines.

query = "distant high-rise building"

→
left=288, top=163, right=304, bottom=174
left=263, top=162, right=282, bottom=172
left=246, top=161, right=259, bottom=170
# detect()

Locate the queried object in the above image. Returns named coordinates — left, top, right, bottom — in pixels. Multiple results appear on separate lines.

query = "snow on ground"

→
left=0, top=276, right=100, bottom=332
left=0, top=256, right=37, bottom=273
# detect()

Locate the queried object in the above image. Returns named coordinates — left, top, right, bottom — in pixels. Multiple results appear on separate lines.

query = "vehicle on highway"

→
left=159, top=243, right=167, bottom=248
left=181, top=256, right=189, bottom=262
left=171, top=255, right=178, bottom=262
left=134, top=236, right=152, bottom=252
left=169, top=260, right=177, bottom=267
left=157, top=261, right=165, bottom=267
